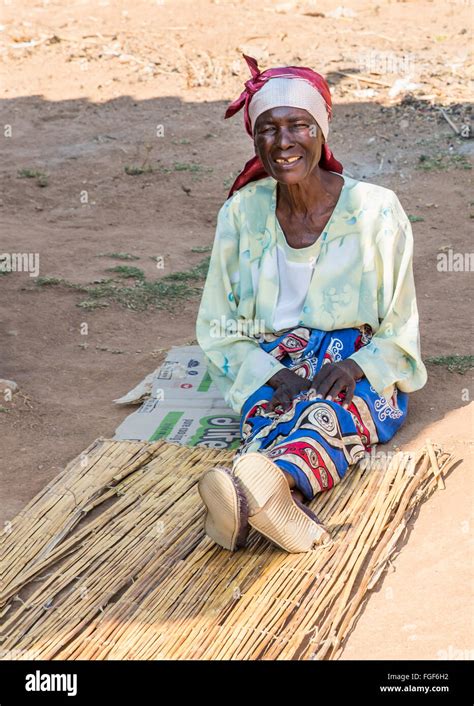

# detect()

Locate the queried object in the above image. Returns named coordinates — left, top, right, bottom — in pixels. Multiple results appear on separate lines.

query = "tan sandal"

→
left=232, top=452, right=332, bottom=553
left=198, top=465, right=249, bottom=551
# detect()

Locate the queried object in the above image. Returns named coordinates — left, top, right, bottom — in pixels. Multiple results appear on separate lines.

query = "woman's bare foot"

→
left=291, top=488, right=305, bottom=503
left=282, top=470, right=305, bottom=504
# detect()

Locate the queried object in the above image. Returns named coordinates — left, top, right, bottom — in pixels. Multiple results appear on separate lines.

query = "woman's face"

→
left=253, top=106, right=324, bottom=185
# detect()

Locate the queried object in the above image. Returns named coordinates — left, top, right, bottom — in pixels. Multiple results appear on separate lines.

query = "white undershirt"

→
left=272, top=244, right=314, bottom=330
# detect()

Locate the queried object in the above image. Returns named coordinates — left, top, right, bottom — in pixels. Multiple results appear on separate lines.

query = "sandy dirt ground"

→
left=1, top=0, right=473, bottom=660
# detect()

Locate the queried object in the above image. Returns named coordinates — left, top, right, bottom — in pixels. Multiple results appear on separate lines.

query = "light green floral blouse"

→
left=195, top=172, right=427, bottom=414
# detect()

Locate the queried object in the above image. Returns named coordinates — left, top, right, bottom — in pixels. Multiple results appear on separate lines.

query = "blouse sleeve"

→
left=348, top=192, right=427, bottom=399
left=195, top=197, right=286, bottom=414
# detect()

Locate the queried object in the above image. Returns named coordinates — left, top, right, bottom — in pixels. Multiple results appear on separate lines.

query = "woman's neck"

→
left=277, top=168, right=339, bottom=219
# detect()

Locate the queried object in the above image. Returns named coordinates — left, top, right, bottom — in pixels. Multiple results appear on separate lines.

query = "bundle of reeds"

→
left=0, top=438, right=457, bottom=660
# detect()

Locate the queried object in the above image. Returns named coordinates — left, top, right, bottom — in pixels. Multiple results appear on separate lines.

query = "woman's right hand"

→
left=266, top=369, right=312, bottom=413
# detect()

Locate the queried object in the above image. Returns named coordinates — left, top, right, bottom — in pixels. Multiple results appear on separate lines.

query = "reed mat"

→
left=0, top=438, right=457, bottom=660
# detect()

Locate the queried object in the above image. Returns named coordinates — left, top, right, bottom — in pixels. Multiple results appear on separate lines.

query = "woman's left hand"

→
left=309, top=359, right=364, bottom=409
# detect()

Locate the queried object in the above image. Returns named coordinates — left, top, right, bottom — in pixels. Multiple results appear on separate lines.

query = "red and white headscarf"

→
left=225, top=54, right=343, bottom=198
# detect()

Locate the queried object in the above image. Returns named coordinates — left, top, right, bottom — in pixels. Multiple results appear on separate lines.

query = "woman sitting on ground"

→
left=195, top=55, right=427, bottom=554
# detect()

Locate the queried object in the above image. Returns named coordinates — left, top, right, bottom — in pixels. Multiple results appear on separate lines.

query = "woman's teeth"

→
left=275, top=156, right=301, bottom=164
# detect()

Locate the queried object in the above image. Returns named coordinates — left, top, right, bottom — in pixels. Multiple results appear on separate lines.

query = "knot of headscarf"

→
left=224, top=54, right=343, bottom=198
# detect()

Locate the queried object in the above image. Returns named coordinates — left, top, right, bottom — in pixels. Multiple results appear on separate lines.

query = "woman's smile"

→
left=273, top=155, right=303, bottom=168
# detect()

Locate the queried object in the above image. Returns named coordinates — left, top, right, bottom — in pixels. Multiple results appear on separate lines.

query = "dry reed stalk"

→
left=426, top=438, right=446, bottom=490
